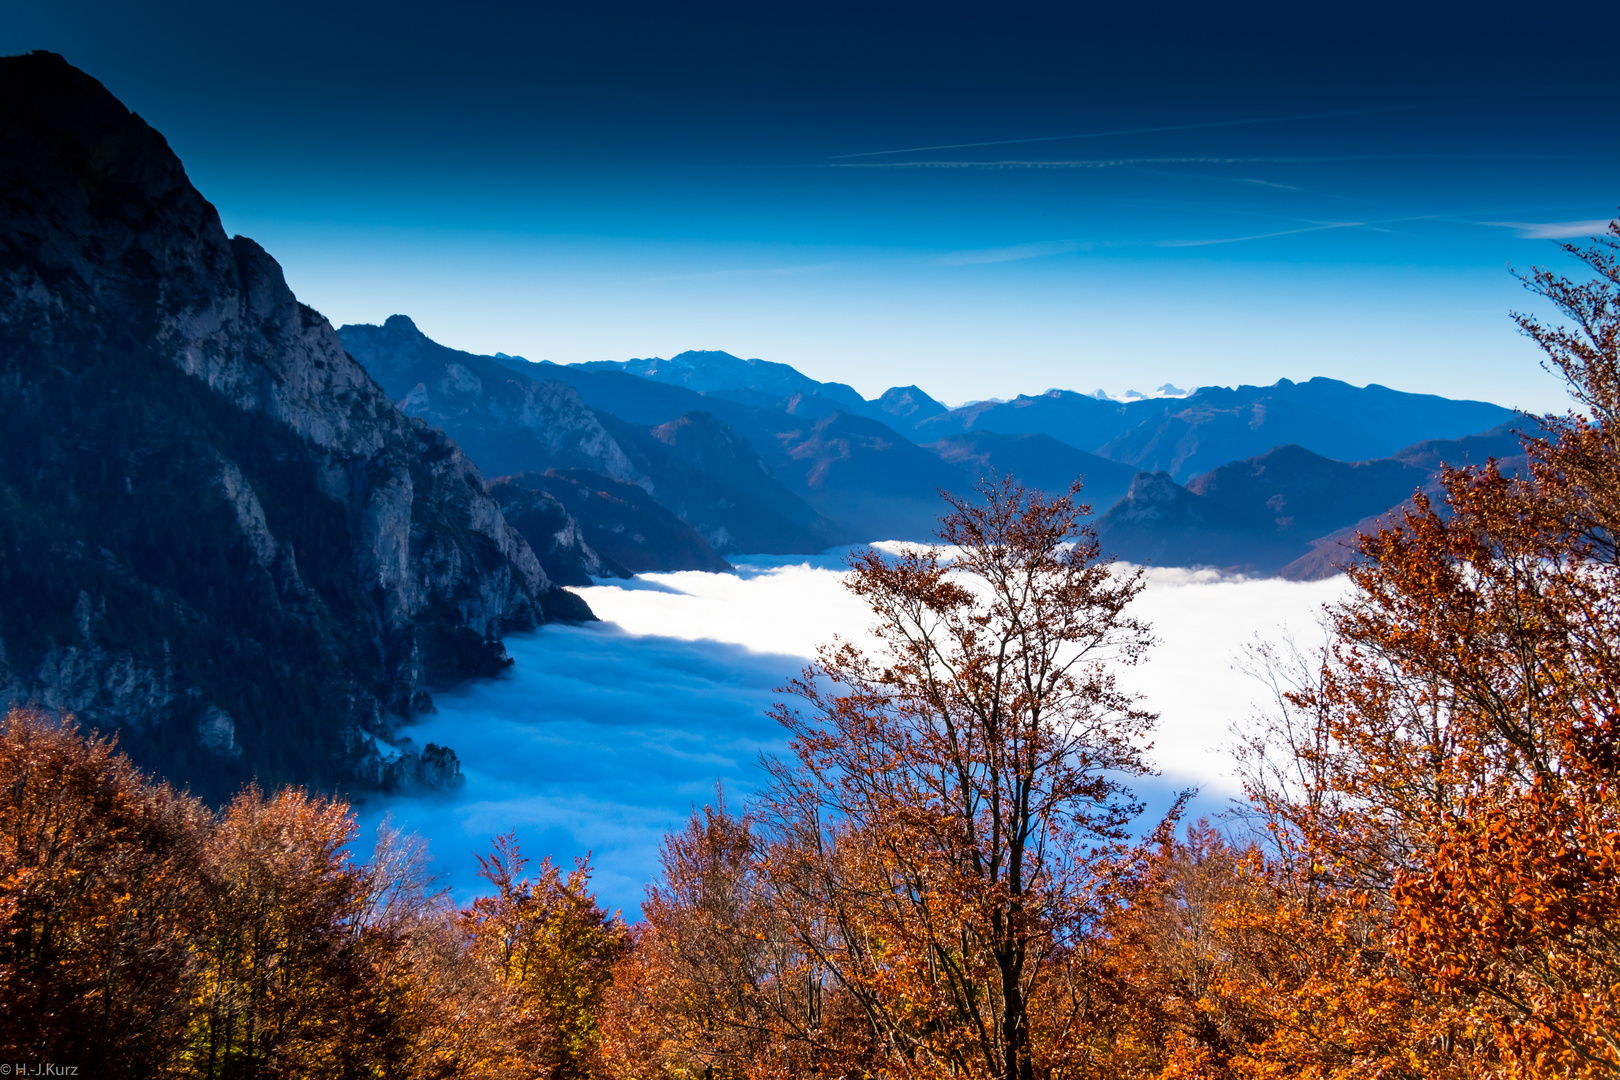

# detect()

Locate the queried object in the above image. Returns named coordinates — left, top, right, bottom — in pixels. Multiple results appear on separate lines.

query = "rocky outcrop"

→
left=0, top=53, right=586, bottom=799
left=488, top=475, right=636, bottom=585
left=343, top=315, right=649, bottom=492
left=341, top=318, right=846, bottom=554
left=495, top=470, right=732, bottom=574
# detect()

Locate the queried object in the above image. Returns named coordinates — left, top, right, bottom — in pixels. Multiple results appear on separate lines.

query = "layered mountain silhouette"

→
left=347, top=320, right=1530, bottom=576
left=582, top=350, right=871, bottom=413
left=909, top=380, right=1513, bottom=481
left=588, top=356, right=1513, bottom=485
left=1097, top=422, right=1537, bottom=576
left=0, top=53, right=605, bottom=800
left=341, top=317, right=844, bottom=554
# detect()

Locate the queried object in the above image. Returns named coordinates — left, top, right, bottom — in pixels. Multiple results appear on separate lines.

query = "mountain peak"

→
left=667, top=349, right=748, bottom=365
left=877, top=384, right=947, bottom=423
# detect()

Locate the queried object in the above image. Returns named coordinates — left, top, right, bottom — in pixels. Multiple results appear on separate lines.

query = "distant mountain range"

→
left=338, top=324, right=1530, bottom=581
left=569, top=346, right=1513, bottom=482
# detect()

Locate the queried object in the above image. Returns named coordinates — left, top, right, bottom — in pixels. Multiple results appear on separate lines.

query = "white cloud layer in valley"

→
left=358, top=552, right=1349, bottom=917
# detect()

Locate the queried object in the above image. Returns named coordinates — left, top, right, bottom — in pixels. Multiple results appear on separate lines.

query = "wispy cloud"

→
left=828, top=93, right=1545, bottom=161
left=829, top=102, right=1445, bottom=160
left=1480, top=218, right=1615, bottom=240
left=826, top=154, right=1551, bottom=170
left=1158, top=221, right=1367, bottom=247
left=938, top=240, right=1079, bottom=265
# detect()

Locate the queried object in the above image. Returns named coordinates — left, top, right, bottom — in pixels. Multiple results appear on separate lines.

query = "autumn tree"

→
left=754, top=476, right=1169, bottom=1080
left=182, top=785, right=417, bottom=1078
left=1223, top=217, right=1620, bottom=1079
left=0, top=707, right=209, bottom=1076
left=460, top=834, right=629, bottom=1080
left=601, top=791, right=804, bottom=1080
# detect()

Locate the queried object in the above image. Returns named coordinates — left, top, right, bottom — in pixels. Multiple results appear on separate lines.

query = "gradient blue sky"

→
left=6, top=0, right=1617, bottom=411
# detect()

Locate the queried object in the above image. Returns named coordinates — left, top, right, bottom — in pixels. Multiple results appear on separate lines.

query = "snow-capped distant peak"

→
left=1117, top=383, right=1192, bottom=401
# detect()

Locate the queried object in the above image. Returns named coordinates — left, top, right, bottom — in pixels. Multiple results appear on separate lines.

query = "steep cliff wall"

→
left=0, top=53, right=586, bottom=799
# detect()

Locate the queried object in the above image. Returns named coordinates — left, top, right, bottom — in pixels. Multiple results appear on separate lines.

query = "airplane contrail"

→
left=828, top=96, right=1520, bottom=160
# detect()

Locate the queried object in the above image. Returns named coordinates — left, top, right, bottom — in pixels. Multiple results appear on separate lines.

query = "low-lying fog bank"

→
left=359, top=550, right=1349, bottom=916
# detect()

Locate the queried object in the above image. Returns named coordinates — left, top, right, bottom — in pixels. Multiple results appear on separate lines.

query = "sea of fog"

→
left=357, top=549, right=1349, bottom=916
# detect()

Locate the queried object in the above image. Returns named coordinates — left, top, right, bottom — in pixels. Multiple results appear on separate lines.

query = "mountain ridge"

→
left=1098, top=421, right=1538, bottom=577
left=358, top=319, right=1527, bottom=566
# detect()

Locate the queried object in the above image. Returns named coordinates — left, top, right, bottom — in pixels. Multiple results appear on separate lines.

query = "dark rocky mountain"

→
left=0, top=53, right=587, bottom=801
left=494, top=471, right=732, bottom=574
left=1098, top=423, right=1536, bottom=576
left=340, top=318, right=845, bottom=554
left=477, top=477, right=633, bottom=586
left=924, top=431, right=1137, bottom=509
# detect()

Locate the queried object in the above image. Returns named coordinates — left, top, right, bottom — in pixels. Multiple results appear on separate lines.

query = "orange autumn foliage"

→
left=1202, top=219, right=1620, bottom=1079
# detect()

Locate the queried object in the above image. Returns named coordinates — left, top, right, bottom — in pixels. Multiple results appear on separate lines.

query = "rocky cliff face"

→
left=340, top=318, right=846, bottom=554
left=342, top=315, right=649, bottom=491
left=0, top=53, right=584, bottom=799
left=493, top=470, right=732, bottom=575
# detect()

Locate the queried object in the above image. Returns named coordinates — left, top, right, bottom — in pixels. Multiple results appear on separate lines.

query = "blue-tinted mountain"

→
left=343, top=316, right=652, bottom=487
left=876, top=385, right=950, bottom=425
left=913, top=388, right=1131, bottom=447
left=764, top=411, right=969, bottom=540
left=340, top=318, right=844, bottom=554
left=0, top=54, right=580, bottom=800
left=1097, top=422, right=1535, bottom=575
left=437, top=348, right=986, bottom=541
left=621, top=409, right=847, bottom=553
left=493, top=470, right=732, bottom=574
left=390, top=329, right=1525, bottom=555
left=908, top=378, right=1514, bottom=482
left=1275, top=422, right=1537, bottom=579
left=1095, top=378, right=1515, bottom=480
left=579, top=350, right=870, bottom=411
left=924, top=432, right=1137, bottom=509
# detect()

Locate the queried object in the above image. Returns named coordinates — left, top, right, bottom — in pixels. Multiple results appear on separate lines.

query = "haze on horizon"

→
left=7, top=0, right=1616, bottom=412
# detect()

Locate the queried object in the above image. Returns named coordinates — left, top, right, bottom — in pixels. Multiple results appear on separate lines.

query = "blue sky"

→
left=6, top=0, right=1617, bottom=411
